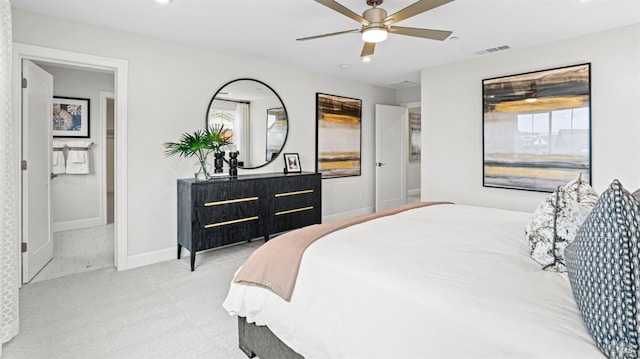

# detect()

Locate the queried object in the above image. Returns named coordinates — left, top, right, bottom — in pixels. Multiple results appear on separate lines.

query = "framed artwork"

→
left=266, top=107, right=288, bottom=161
left=482, top=63, right=591, bottom=192
left=284, top=153, right=301, bottom=173
left=316, top=93, right=362, bottom=179
left=409, top=112, right=421, bottom=162
left=53, top=96, right=90, bottom=138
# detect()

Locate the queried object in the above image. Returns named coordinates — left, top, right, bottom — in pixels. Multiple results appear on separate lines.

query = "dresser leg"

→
left=177, top=244, right=182, bottom=259
left=190, top=251, right=196, bottom=271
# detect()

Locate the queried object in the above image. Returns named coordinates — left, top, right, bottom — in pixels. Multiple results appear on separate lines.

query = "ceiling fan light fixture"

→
left=362, top=27, right=388, bottom=43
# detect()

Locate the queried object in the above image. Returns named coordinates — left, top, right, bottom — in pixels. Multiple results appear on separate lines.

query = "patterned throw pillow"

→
left=526, top=174, right=598, bottom=272
left=633, top=188, right=640, bottom=202
left=565, top=180, right=640, bottom=358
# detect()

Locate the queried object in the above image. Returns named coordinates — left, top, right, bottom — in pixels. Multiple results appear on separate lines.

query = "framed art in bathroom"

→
left=53, top=96, right=90, bottom=138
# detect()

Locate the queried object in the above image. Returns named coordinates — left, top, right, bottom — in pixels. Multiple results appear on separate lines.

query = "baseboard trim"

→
left=322, top=206, right=375, bottom=222
left=126, top=247, right=175, bottom=270
left=53, top=217, right=103, bottom=232
left=408, top=189, right=421, bottom=197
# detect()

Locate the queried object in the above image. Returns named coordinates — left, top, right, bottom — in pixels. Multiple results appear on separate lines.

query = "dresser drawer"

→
left=273, top=190, right=318, bottom=214
left=270, top=206, right=320, bottom=234
left=195, top=197, right=263, bottom=228
left=192, top=181, right=261, bottom=206
left=193, top=219, right=263, bottom=251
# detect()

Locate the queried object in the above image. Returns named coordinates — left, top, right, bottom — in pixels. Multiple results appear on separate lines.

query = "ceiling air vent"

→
left=475, top=45, right=511, bottom=55
left=388, top=80, right=420, bottom=89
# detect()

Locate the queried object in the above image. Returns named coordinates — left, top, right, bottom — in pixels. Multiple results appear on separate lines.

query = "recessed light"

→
left=155, top=0, right=173, bottom=4
left=340, top=64, right=351, bottom=70
left=361, top=56, right=371, bottom=63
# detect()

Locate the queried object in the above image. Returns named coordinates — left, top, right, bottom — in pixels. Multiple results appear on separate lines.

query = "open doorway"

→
left=13, top=43, right=129, bottom=284
left=406, top=103, right=421, bottom=203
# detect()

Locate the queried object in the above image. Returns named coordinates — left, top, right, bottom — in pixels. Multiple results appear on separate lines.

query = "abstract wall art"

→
left=316, top=93, right=362, bottom=179
left=482, top=63, right=591, bottom=192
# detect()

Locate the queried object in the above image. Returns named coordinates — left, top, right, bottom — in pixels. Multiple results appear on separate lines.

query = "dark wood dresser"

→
left=177, top=172, right=321, bottom=271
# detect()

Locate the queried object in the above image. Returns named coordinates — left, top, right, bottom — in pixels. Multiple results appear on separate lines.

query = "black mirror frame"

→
left=206, top=78, right=289, bottom=170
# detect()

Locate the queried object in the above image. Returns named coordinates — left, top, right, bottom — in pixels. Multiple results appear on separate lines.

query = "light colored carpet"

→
left=3, top=240, right=262, bottom=359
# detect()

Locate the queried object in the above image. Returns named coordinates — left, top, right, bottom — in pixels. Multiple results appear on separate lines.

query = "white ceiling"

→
left=11, top=0, right=640, bottom=89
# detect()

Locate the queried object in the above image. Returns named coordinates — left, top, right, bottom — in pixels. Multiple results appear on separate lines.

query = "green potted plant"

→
left=163, top=125, right=232, bottom=181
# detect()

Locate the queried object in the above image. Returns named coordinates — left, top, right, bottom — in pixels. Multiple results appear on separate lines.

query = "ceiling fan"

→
left=297, top=0, right=454, bottom=58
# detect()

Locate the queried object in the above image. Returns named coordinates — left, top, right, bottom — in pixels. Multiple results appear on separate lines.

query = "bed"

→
left=223, top=203, right=603, bottom=358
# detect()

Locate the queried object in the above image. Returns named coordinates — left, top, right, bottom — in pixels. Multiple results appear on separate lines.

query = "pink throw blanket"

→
left=233, top=201, right=451, bottom=301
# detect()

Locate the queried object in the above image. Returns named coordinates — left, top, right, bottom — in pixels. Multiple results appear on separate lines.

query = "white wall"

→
left=40, top=64, right=114, bottom=231
left=12, top=9, right=396, bottom=261
left=421, top=24, right=640, bottom=212
left=395, top=86, right=420, bottom=104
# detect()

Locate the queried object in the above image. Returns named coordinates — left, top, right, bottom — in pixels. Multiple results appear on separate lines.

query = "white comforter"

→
left=223, top=204, right=602, bottom=358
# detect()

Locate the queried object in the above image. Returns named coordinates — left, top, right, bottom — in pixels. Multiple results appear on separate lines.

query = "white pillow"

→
left=525, top=175, right=598, bottom=272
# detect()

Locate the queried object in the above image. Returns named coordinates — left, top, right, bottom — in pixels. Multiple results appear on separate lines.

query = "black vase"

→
left=214, top=151, right=225, bottom=173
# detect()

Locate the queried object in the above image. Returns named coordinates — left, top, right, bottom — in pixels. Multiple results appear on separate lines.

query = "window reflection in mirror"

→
left=206, top=79, right=288, bottom=169
left=266, top=107, right=287, bottom=162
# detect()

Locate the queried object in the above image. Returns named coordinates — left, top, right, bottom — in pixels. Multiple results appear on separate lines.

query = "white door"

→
left=375, top=104, right=408, bottom=211
left=22, top=59, right=54, bottom=283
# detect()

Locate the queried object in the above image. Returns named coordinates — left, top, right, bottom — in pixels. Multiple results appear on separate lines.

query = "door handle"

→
left=376, top=162, right=385, bottom=167
left=50, top=173, right=58, bottom=180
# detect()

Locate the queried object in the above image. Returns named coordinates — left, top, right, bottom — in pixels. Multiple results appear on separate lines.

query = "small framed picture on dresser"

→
left=284, top=153, right=301, bottom=173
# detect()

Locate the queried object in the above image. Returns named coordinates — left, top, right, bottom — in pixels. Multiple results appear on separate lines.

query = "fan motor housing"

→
left=363, top=7, right=387, bottom=25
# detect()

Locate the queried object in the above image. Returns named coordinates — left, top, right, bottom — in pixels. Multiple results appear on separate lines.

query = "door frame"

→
left=12, top=43, right=129, bottom=273
left=402, top=101, right=421, bottom=200
left=100, top=91, right=115, bottom=227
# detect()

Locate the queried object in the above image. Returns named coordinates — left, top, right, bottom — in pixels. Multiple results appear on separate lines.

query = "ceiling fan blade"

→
left=384, top=0, right=454, bottom=25
left=361, top=42, right=376, bottom=57
left=296, top=29, right=360, bottom=41
left=389, top=26, right=452, bottom=41
left=315, top=0, right=369, bottom=26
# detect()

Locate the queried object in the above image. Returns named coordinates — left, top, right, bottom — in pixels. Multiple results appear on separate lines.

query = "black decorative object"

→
left=214, top=151, right=225, bottom=173
left=229, top=151, right=239, bottom=177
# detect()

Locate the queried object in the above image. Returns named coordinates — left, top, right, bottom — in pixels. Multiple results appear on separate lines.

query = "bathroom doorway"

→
left=14, top=43, right=129, bottom=285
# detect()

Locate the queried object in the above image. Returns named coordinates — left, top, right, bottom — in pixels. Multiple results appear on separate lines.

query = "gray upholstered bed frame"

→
left=238, top=316, right=304, bottom=359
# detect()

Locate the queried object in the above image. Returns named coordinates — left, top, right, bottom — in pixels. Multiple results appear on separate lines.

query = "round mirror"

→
left=206, top=78, right=289, bottom=169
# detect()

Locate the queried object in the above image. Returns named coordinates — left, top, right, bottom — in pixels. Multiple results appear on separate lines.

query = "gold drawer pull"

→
left=275, top=189, right=314, bottom=197
left=204, top=197, right=259, bottom=206
left=275, top=206, right=314, bottom=216
left=204, top=216, right=259, bottom=229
